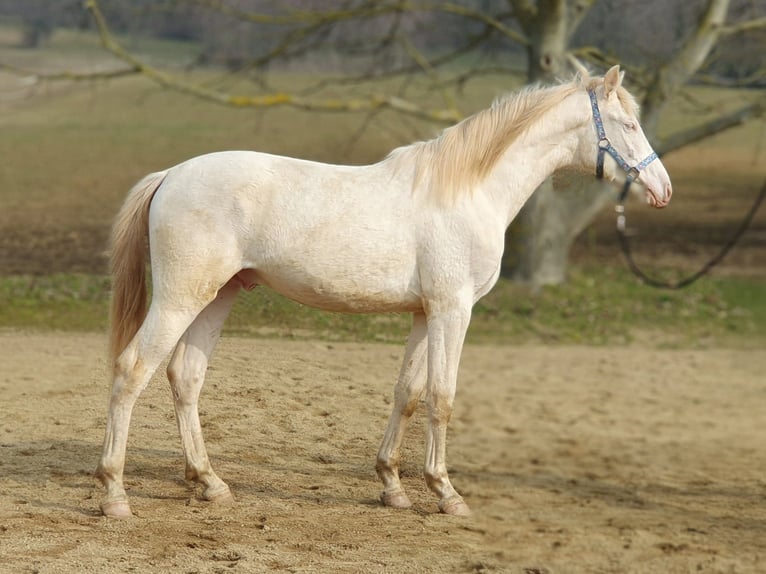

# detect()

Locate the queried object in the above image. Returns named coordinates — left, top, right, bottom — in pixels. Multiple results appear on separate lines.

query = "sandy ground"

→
left=1, top=331, right=765, bottom=573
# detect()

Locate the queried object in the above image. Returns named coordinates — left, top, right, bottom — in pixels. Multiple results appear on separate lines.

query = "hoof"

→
left=439, top=496, right=471, bottom=516
left=101, top=499, right=133, bottom=518
left=380, top=490, right=412, bottom=509
left=203, top=484, right=234, bottom=504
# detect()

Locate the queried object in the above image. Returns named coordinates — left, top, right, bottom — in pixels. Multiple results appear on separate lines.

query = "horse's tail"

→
left=108, top=170, right=168, bottom=362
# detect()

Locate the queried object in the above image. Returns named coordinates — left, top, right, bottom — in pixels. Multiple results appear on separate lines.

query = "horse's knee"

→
left=427, top=397, right=453, bottom=425
left=167, top=350, right=207, bottom=406
left=393, top=377, right=426, bottom=415
left=167, top=365, right=205, bottom=404
left=166, top=353, right=186, bottom=388
left=111, top=346, right=148, bottom=397
left=113, top=342, right=138, bottom=378
left=396, top=396, right=419, bottom=418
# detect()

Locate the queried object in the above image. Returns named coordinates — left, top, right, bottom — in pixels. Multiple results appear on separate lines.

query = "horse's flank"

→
left=387, top=74, right=639, bottom=205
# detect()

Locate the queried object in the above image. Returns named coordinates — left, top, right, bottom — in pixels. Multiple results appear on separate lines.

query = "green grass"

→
left=0, top=274, right=111, bottom=331
left=1, top=270, right=763, bottom=348
left=469, top=267, right=766, bottom=347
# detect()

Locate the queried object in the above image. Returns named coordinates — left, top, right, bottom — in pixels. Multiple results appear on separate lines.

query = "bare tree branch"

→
left=433, top=2, right=527, bottom=45
left=506, top=0, right=537, bottom=25
left=0, top=61, right=137, bottom=82
left=719, top=15, right=766, bottom=36
left=566, top=0, right=598, bottom=40
left=694, top=70, right=766, bottom=88
left=2, top=0, right=516, bottom=123
left=292, top=21, right=505, bottom=98
left=569, top=46, right=651, bottom=87
left=398, top=34, right=459, bottom=116
left=179, top=0, right=528, bottom=44
left=176, top=0, right=397, bottom=26
left=244, top=14, right=335, bottom=70
left=657, top=96, right=766, bottom=155
left=641, top=0, right=732, bottom=136
left=82, top=0, right=462, bottom=123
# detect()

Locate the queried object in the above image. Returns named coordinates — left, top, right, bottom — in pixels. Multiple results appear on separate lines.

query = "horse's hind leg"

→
left=166, top=279, right=240, bottom=504
left=97, top=302, right=204, bottom=518
left=376, top=312, right=428, bottom=509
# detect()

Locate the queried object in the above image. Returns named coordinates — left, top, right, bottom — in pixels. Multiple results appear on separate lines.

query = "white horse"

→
left=96, top=65, right=672, bottom=518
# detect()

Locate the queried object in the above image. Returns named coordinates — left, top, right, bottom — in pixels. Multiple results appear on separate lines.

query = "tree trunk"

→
left=503, top=175, right=615, bottom=287
left=504, top=0, right=576, bottom=286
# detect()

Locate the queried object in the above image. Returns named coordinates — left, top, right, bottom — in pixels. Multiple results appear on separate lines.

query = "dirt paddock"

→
left=1, top=332, right=765, bottom=573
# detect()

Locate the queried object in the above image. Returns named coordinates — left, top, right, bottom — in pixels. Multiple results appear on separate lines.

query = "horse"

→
left=95, top=64, right=672, bottom=518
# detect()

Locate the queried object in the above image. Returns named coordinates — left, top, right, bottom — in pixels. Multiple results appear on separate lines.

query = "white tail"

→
left=108, top=171, right=166, bottom=361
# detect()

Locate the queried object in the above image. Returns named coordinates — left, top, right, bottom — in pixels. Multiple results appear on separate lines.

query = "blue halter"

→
left=587, top=89, right=658, bottom=208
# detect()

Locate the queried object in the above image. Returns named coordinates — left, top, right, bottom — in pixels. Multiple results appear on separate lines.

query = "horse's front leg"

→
left=166, top=279, right=240, bottom=504
left=423, top=301, right=472, bottom=516
left=376, top=312, right=428, bottom=509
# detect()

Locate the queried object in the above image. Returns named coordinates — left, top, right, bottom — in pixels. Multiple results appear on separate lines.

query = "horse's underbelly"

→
left=247, top=264, right=422, bottom=314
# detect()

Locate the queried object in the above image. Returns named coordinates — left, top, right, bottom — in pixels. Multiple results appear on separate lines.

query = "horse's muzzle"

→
left=648, top=183, right=672, bottom=208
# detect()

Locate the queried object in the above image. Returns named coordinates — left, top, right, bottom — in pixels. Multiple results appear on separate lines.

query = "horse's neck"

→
left=482, top=96, right=585, bottom=228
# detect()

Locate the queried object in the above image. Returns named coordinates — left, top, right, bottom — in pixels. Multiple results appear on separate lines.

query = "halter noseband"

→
left=587, top=89, right=658, bottom=223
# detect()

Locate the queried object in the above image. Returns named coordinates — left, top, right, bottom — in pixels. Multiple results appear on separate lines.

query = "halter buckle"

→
left=615, top=205, right=626, bottom=232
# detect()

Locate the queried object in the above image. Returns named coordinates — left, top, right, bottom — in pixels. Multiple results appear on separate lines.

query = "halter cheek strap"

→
left=587, top=89, right=658, bottom=208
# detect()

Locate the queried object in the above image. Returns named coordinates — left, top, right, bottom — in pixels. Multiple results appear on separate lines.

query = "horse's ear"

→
left=567, top=55, right=590, bottom=84
left=604, top=65, right=623, bottom=97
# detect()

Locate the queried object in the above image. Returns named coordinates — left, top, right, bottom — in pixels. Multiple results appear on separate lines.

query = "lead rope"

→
left=587, top=88, right=765, bottom=289
left=615, top=175, right=766, bottom=289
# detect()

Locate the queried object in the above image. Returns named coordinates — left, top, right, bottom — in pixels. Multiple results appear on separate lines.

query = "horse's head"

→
left=575, top=64, right=672, bottom=208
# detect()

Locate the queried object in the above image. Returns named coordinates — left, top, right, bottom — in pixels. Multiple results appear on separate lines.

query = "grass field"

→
left=1, top=27, right=764, bottom=347
left=1, top=267, right=764, bottom=348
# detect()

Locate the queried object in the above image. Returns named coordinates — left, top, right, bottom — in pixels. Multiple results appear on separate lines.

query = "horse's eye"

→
left=624, top=121, right=637, bottom=132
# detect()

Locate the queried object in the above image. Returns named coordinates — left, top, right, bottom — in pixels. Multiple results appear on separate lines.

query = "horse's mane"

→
left=386, top=74, right=638, bottom=204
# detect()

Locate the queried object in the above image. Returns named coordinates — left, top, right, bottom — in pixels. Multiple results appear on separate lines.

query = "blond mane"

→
left=387, top=74, right=638, bottom=204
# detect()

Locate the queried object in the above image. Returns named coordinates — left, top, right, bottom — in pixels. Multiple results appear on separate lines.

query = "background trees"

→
left=2, top=0, right=764, bottom=285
